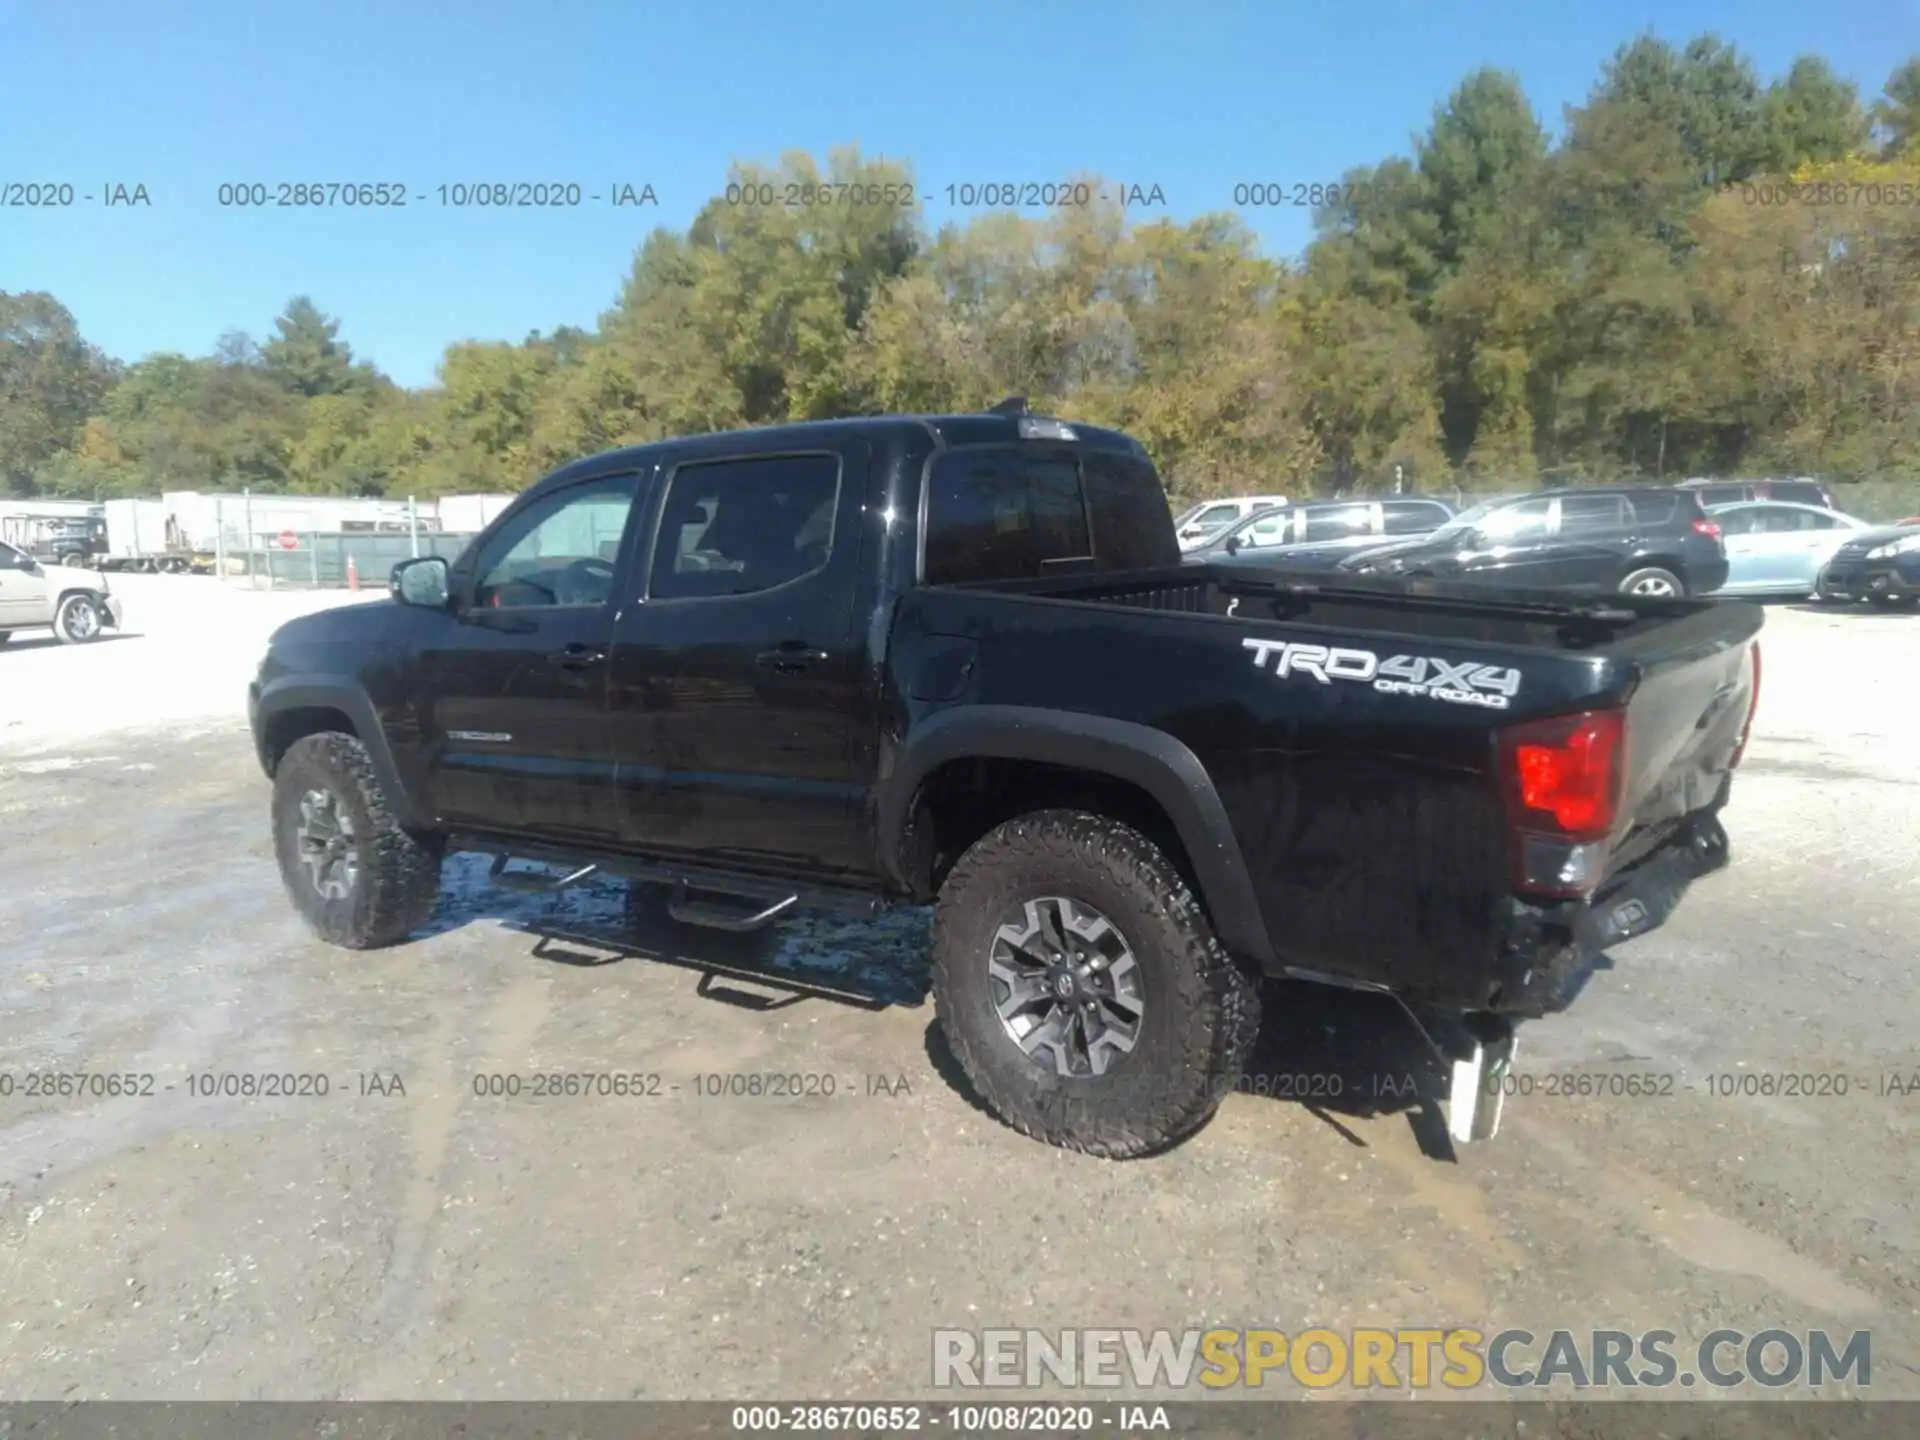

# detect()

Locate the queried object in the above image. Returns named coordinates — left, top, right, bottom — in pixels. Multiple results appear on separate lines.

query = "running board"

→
left=448, top=830, right=892, bottom=920
left=667, top=882, right=799, bottom=932
left=488, top=854, right=600, bottom=894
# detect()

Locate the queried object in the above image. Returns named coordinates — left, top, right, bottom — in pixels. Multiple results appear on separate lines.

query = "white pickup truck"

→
left=0, top=541, right=125, bottom=645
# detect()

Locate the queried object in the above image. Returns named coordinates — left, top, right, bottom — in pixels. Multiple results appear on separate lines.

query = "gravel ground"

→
left=0, top=587, right=1914, bottom=1402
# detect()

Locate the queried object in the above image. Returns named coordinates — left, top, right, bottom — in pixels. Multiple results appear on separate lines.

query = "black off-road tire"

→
left=932, top=809, right=1261, bottom=1158
left=1868, top=593, right=1918, bottom=611
left=272, top=732, right=443, bottom=949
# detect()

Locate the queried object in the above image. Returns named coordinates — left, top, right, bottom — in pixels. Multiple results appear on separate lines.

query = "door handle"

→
left=755, top=644, right=830, bottom=673
left=546, top=643, right=607, bottom=669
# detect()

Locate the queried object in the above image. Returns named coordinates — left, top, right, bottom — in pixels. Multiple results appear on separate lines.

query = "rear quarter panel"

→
left=891, top=587, right=1635, bottom=999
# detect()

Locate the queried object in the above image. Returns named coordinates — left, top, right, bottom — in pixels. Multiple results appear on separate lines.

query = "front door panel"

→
left=419, top=469, right=648, bottom=842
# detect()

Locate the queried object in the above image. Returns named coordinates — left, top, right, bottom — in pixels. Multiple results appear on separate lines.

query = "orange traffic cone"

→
left=347, top=555, right=360, bottom=592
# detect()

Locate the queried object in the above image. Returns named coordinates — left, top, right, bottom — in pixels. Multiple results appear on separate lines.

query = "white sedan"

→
left=1707, top=501, right=1870, bottom=598
left=0, top=540, right=126, bottom=644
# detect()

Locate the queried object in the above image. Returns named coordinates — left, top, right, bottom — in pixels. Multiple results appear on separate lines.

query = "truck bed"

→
left=962, top=561, right=1731, bottom=654
left=902, top=562, right=1762, bottom=1013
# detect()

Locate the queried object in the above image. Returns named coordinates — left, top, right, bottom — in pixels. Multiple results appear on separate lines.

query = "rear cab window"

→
left=922, top=444, right=1175, bottom=584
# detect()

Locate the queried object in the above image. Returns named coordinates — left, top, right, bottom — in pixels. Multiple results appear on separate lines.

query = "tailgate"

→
left=1608, top=602, right=1764, bottom=866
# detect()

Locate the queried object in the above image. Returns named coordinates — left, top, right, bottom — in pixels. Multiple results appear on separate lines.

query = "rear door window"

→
left=1627, top=493, right=1681, bottom=527
left=1556, top=494, right=1631, bottom=536
left=1693, top=485, right=1747, bottom=507
left=1753, top=505, right=1836, bottom=533
left=1300, top=503, right=1375, bottom=542
left=647, top=454, right=841, bottom=600
left=924, top=449, right=1091, bottom=584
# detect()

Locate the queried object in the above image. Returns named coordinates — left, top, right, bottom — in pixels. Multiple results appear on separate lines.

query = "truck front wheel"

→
left=271, top=732, right=443, bottom=948
left=53, top=594, right=103, bottom=643
left=932, top=809, right=1260, bottom=1158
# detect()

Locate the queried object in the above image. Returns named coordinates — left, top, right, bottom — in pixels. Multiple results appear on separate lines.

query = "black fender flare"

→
left=879, top=705, right=1277, bottom=966
left=251, top=674, right=429, bottom=831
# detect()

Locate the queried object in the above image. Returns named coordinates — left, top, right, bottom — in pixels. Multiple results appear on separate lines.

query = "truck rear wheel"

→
left=932, top=809, right=1260, bottom=1158
left=1619, top=565, right=1684, bottom=597
left=271, top=732, right=443, bottom=949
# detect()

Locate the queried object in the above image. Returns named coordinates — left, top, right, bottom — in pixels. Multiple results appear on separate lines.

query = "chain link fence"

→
left=229, top=531, right=479, bottom=589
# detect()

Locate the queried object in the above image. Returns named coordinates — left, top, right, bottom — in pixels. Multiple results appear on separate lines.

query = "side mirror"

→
left=1223, top=534, right=1242, bottom=555
left=391, top=555, right=451, bottom=609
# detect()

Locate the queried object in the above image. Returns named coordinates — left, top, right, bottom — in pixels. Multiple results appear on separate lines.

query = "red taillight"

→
left=1692, top=517, right=1723, bottom=540
left=1499, top=708, right=1626, bottom=840
left=1729, top=642, right=1761, bottom=769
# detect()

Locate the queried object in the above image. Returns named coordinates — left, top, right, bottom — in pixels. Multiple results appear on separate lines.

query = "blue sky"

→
left=2, top=0, right=1910, bottom=388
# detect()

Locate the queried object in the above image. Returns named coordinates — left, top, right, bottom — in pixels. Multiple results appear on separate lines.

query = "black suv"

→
left=1341, top=487, right=1730, bottom=597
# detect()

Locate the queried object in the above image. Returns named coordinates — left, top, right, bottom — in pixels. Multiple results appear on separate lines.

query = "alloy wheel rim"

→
left=1628, top=574, right=1677, bottom=596
left=296, top=788, right=360, bottom=900
left=66, top=602, right=99, bottom=638
left=988, top=896, right=1144, bottom=1077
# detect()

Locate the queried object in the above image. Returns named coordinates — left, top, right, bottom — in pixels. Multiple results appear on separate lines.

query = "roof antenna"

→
left=988, top=395, right=1028, bottom=417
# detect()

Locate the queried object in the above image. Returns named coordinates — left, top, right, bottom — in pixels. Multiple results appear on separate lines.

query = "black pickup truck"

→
left=249, top=401, right=1764, bottom=1156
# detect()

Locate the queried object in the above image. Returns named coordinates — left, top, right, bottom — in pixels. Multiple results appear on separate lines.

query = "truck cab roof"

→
left=535, top=409, right=1147, bottom=495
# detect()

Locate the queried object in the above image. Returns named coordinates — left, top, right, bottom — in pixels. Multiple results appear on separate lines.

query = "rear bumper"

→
left=1485, top=809, right=1732, bottom=1019
left=1817, top=558, right=1919, bottom=601
left=1689, top=559, right=1730, bottom=594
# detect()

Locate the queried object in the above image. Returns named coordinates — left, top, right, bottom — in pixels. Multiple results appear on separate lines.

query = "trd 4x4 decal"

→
left=1242, top=638, right=1521, bottom=710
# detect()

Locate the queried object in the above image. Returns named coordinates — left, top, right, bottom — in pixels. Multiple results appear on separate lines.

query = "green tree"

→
left=1759, top=57, right=1869, bottom=172
left=261, top=297, right=361, bottom=398
left=0, top=292, right=118, bottom=494
left=1872, top=58, right=1920, bottom=158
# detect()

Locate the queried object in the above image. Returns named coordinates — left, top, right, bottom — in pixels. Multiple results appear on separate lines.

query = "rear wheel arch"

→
left=1620, top=559, right=1688, bottom=596
left=882, top=707, right=1277, bottom=967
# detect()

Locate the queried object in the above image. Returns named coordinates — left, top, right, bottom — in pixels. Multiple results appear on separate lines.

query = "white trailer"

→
left=435, top=494, right=516, bottom=531
left=92, top=489, right=515, bottom=575
left=99, top=498, right=199, bottom=571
